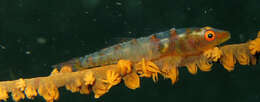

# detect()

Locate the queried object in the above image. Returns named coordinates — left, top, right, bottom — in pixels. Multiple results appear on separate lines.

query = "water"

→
left=0, top=0, right=260, bottom=102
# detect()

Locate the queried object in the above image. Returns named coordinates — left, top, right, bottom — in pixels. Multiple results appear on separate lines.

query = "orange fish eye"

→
left=204, top=30, right=216, bottom=41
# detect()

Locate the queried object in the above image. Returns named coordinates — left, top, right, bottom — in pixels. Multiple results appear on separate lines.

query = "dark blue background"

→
left=0, top=0, right=260, bottom=102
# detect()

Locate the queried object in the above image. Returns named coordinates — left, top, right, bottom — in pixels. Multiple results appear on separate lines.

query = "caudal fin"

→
left=52, top=58, right=82, bottom=71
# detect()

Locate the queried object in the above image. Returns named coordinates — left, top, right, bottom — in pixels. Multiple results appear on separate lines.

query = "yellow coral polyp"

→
left=220, top=50, right=236, bottom=71
left=38, top=83, right=59, bottom=102
left=249, top=38, right=260, bottom=55
left=60, top=66, right=73, bottom=73
left=203, top=47, right=222, bottom=62
left=50, top=68, right=59, bottom=75
left=16, top=78, right=26, bottom=91
left=161, top=65, right=179, bottom=84
left=249, top=31, right=260, bottom=55
left=197, top=58, right=212, bottom=72
left=186, top=63, right=198, bottom=75
left=11, top=89, right=25, bottom=102
left=79, top=85, right=90, bottom=94
left=102, top=70, right=121, bottom=89
left=83, top=71, right=95, bottom=85
left=123, top=72, right=140, bottom=89
left=92, top=80, right=111, bottom=99
left=137, top=58, right=160, bottom=82
left=117, top=59, right=132, bottom=75
left=65, top=79, right=82, bottom=93
left=24, top=86, right=37, bottom=99
left=0, top=87, right=8, bottom=101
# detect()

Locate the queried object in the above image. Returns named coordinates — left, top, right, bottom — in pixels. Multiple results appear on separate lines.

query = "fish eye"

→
left=204, top=30, right=216, bottom=41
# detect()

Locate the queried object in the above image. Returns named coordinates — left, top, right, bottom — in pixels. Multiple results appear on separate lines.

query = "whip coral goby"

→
left=0, top=27, right=259, bottom=102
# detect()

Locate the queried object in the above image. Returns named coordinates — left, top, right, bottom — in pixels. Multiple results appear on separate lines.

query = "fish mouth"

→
left=217, top=31, right=231, bottom=44
left=223, top=31, right=231, bottom=42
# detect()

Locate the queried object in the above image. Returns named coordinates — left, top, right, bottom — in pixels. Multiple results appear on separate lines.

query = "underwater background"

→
left=0, top=0, right=260, bottom=102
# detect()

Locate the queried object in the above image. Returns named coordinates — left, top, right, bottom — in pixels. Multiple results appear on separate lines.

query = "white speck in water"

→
left=84, top=11, right=89, bottom=15
left=36, top=37, right=47, bottom=44
left=37, top=18, right=41, bottom=22
left=116, top=2, right=122, bottom=6
left=18, top=3, right=23, bottom=7
left=202, top=8, right=213, bottom=14
left=25, top=51, right=31, bottom=55
left=93, top=18, right=97, bottom=22
left=187, top=7, right=191, bottom=11
left=17, top=39, right=22, bottom=43
left=239, top=34, right=244, bottom=41
left=18, top=0, right=23, bottom=7
left=209, top=8, right=214, bottom=11
left=123, top=21, right=128, bottom=25
left=0, top=44, right=6, bottom=49
left=204, top=10, right=208, bottom=14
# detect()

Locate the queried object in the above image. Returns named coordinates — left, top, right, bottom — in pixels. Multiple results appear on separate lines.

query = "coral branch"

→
left=0, top=32, right=260, bottom=102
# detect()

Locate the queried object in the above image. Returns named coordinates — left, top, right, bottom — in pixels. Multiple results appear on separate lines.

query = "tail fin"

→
left=52, top=58, right=82, bottom=71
